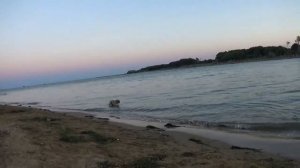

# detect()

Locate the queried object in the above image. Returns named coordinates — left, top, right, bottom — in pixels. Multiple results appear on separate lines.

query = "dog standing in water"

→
left=109, top=100, right=120, bottom=107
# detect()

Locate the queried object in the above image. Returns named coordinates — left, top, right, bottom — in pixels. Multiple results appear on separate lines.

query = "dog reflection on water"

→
left=109, top=100, right=120, bottom=108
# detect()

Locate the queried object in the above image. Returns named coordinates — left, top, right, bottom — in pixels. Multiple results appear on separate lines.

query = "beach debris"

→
left=45, top=117, right=60, bottom=122
left=127, top=154, right=166, bottom=168
left=109, top=99, right=120, bottom=107
left=217, top=124, right=228, bottom=128
left=97, top=160, right=116, bottom=168
left=96, top=117, right=109, bottom=121
left=60, top=128, right=116, bottom=144
left=164, top=123, right=180, bottom=128
left=149, top=154, right=167, bottom=161
left=262, top=158, right=274, bottom=162
left=80, top=130, right=117, bottom=144
left=19, top=116, right=59, bottom=122
left=146, top=125, right=165, bottom=131
left=60, top=129, right=86, bottom=143
left=181, top=152, right=196, bottom=157
left=27, top=102, right=39, bottom=105
left=11, top=109, right=26, bottom=113
left=231, top=146, right=261, bottom=152
left=30, top=117, right=60, bottom=122
left=109, top=115, right=120, bottom=119
left=189, top=138, right=205, bottom=145
left=84, top=115, right=94, bottom=118
left=159, top=133, right=169, bottom=137
left=0, top=129, right=10, bottom=136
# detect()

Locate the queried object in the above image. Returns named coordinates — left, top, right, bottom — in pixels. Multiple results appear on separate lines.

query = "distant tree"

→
left=286, top=41, right=290, bottom=48
left=291, top=43, right=299, bottom=54
left=215, top=46, right=290, bottom=62
left=296, top=36, right=300, bottom=45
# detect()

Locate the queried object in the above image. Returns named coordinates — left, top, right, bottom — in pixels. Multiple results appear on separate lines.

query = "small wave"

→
left=166, top=119, right=249, bottom=129
left=247, top=122, right=300, bottom=132
left=84, top=108, right=107, bottom=112
left=126, top=107, right=172, bottom=113
left=209, top=89, right=226, bottom=93
left=155, top=118, right=300, bottom=137
left=84, top=106, right=173, bottom=114
left=26, top=102, right=40, bottom=105
left=188, top=121, right=300, bottom=133
left=282, top=89, right=300, bottom=94
left=0, top=92, right=7, bottom=96
left=169, top=95, right=197, bottom=100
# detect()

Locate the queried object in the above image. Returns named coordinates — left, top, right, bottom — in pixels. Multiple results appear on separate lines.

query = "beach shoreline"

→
left=0, top=104, right=299, bottom=168
left=37, top=103, right=300, bottom=160
left=63, top=108, right=300, bottom=160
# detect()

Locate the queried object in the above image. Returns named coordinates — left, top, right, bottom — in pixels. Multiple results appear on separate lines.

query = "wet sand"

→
left=0, top=105, right=299, bottom=168
left=103, top=117, right=300, bottom=160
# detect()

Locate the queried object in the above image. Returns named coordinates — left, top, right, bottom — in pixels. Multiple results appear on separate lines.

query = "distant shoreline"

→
left=2, top=55, right=299, bottom=92
left=127, top=55, right=300, bottom=74
left=1, top=47, right=299, bottom=91
left=127, top=45, right=300, bottom=74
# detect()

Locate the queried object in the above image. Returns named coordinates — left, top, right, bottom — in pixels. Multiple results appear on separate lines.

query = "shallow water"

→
left=1, top=58, right=300, bottom=138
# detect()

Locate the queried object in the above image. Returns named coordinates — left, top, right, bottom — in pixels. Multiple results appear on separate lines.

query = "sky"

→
left=0, top=0, right=300, bottom=89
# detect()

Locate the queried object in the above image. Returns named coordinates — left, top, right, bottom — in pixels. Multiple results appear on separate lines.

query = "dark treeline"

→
left=216, top=46, right=292, bottom=62
left=127, top=58, right=215, bottom=73
left=127, top=40, right=300, bottom=74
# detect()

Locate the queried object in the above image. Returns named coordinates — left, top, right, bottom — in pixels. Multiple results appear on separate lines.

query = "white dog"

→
left=109, top=99, right=120, bottom=107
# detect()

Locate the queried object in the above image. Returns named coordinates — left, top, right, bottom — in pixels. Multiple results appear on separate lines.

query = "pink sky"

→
left=1, top=0, right=299, bottom=88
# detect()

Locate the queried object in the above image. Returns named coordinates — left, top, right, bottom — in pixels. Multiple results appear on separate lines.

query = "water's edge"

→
left=59, top=108, right=300, bottom=160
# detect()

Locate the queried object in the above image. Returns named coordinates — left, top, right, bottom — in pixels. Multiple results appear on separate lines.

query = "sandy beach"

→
left=0, top=105, right=299, bottom=168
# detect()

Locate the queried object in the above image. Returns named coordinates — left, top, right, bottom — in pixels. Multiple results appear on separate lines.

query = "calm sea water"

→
left=1, top=58, right=300, bottom=138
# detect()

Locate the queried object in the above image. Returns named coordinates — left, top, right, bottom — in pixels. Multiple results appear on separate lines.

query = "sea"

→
left=1, top=58, right=300, bottom=139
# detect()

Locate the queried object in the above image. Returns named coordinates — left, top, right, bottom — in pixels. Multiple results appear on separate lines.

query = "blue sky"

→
left=0, top=0, right=299, bottom=89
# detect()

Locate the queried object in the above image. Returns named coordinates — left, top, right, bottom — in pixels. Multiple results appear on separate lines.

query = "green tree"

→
left=286, top=41, right=290, bottom=48
left=295, top=36, right=300, bottom=45
left=291, top=43, right=299, bottom=54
